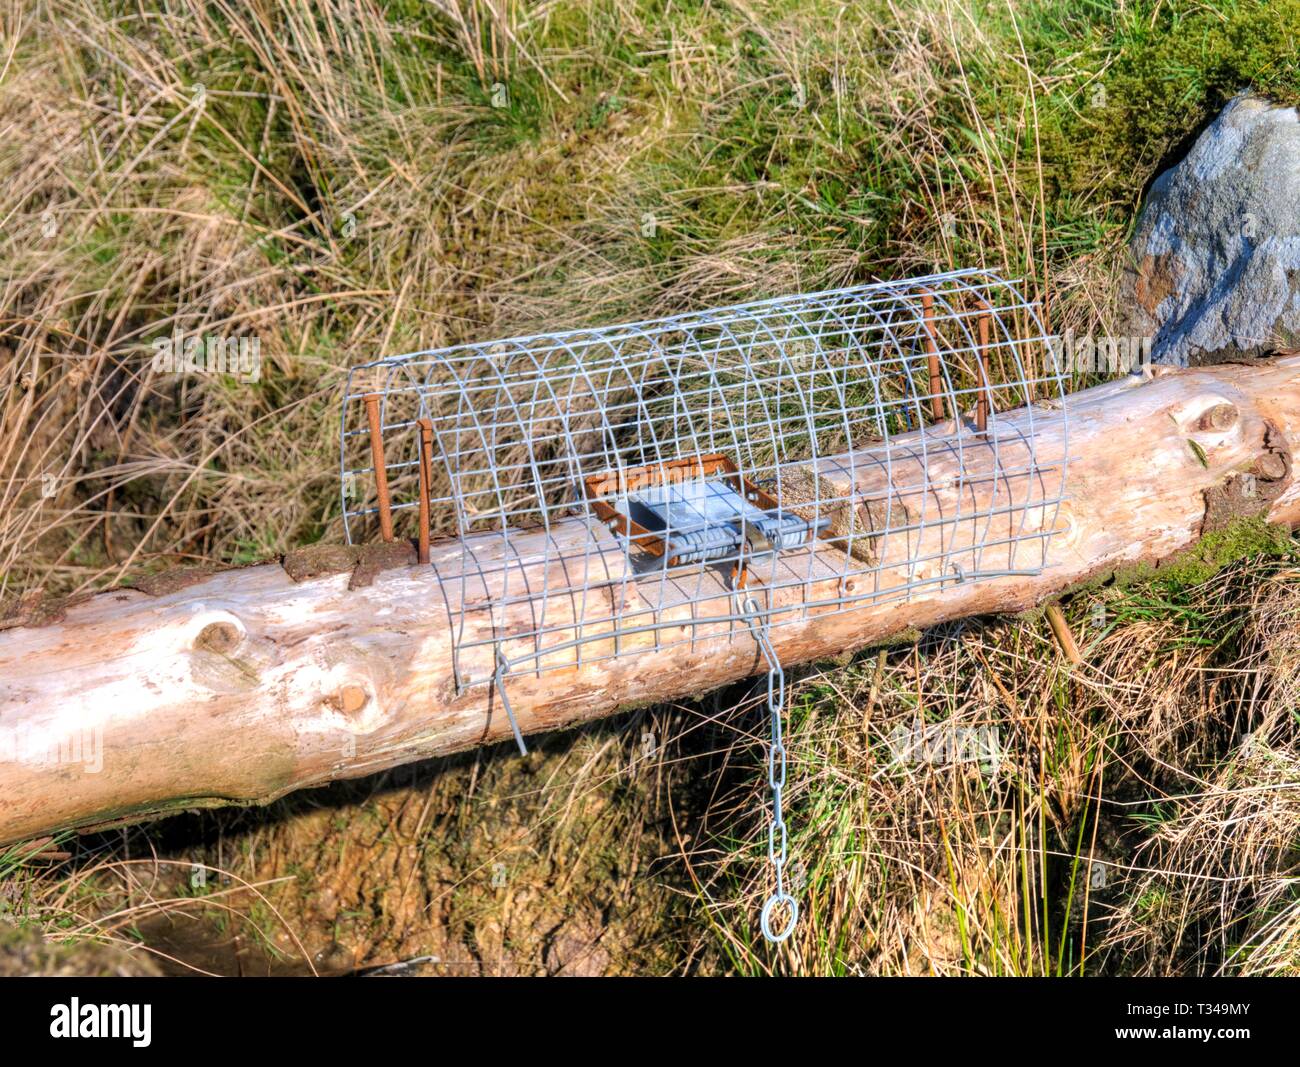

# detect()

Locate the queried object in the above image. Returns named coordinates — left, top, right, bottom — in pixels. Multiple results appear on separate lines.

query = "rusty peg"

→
left=417, top=417, right=434, bottom=565
left=921, top=291, right=945, bottom=422
left=975, top=305, right=992, bottom=434
left=363, top=394, right=395, bottom=543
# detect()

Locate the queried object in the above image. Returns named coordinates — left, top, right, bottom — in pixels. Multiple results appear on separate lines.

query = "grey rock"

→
left=1122, top=93, right=1300, bottom=365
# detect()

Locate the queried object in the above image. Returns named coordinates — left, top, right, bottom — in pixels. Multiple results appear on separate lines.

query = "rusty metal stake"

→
left=921, top=291, right=944, bottom=421
left=363, top=394, right=395, bottom=543
left=417, top=417, right=433, bottom=565
left=975, top=304, right=992, bottom=434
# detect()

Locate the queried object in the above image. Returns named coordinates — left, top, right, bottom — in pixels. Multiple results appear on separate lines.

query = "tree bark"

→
left=1, top=358, right=1297, bottom=844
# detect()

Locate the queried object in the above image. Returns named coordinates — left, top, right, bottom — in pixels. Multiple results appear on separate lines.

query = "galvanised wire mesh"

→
left=340, top=267, right=1069, bottom=695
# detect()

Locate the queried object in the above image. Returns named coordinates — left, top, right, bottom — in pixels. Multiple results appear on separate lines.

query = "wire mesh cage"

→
left=340, top=267, right=1069, bottom=696
left=342, top=266, right=1069, bottom=942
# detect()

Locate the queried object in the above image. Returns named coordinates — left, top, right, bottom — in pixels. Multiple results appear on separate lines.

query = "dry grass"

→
left=1100, top=574, right=1300, bottom=976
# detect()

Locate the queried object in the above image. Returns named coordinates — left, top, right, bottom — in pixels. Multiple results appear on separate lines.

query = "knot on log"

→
left=195, top=621, right=242, bottom=654
left=1202, top=419, right=1292, bottom=533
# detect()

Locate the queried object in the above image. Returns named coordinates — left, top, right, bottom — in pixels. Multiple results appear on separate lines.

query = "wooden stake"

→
left=1045, top=603, right=1084, bottom=666
left=363, top=394, right=394, bottom=543
left=417, top=417, right=433, bottom=565
left=922, top=292, right=944, bottom=421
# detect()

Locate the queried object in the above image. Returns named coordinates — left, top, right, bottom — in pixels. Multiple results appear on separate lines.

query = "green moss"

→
left=1090, top=518, right=1296, bottom=650
left=1141, top=517, right=1295, bottom=595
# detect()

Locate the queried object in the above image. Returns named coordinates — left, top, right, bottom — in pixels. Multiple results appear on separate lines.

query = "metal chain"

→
left=736, top=590, right=798, bottom=944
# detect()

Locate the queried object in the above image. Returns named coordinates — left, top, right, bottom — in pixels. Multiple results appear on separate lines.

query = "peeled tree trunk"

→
left=1, top=358, right=1298, bottom=845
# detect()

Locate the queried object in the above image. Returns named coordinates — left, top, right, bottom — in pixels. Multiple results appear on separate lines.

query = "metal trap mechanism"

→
left=340, top=267, right=1070, bottom=942
left=584, top=454, right=830, bottom=579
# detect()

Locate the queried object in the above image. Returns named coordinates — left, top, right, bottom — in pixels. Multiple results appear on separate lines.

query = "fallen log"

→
left=1, top=358, right=1297, bottom=845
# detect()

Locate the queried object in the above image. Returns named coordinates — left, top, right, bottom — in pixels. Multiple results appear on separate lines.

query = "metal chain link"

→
left=736, top=590, right=798, bottom=944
